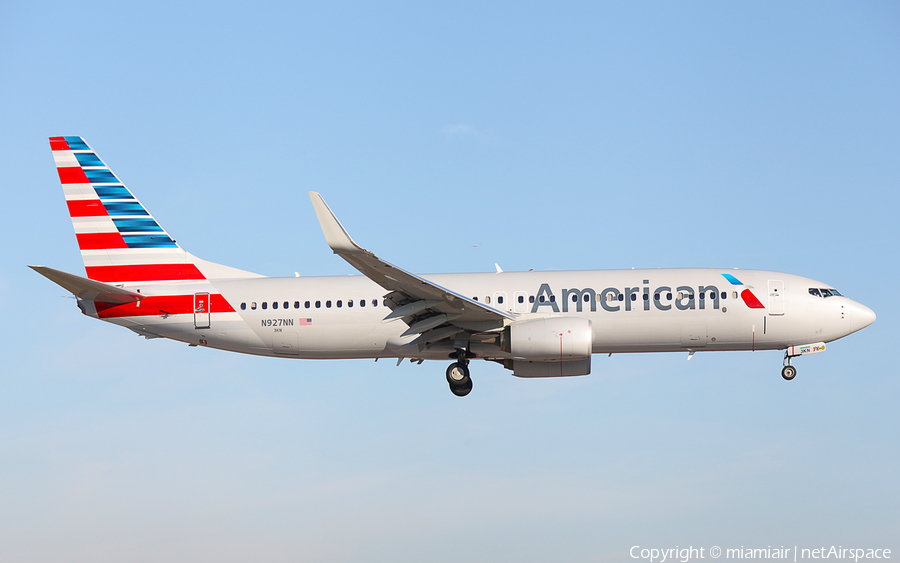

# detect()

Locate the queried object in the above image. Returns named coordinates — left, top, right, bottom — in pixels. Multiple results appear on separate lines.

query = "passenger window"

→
left=584, top=294, right=590, bottom=302
left=241, top=302, right=246, bottom=310
left=326, top=300, right=332, bottom=308
left=721, top=292, right=726, bottom=300
left=699, top=293, right=704, bottom=300
left=550, top=295, right=556, bottom=302
left=618, top=294, right=624, bottom=302
left=572, top=294, right=578, bottom=303
left=643, top=294, right=649, bottom=301
left=666, top=293, right=672, bottom=300
left=251, top=302, right=257, bottom=310
left=348, top=300, right=354, bottom=308
left=315, top=301, right=321, bottom=308
left=498, top=296, right=504, bottom=304
left=372, top=299, right=378, bottom=307
left=294, top=301, right=300, bottom=309
left=485, top=296, right=491, bottom=304
left=473, top=297, right=478, bottom=301
left=518, top=295, right=524, bottom=303
left=262, top=302, right=268, bottom=310
left=529, top=296, right=535, bottom=303
left=732, top=291, right=738, bottom=299
left=360, top=299, right=365, bottom=307
left=539, top=296, right=545, bottom=303
left=337, top=300, right=342, bottom=308
left=654, top=294, right=660, bottom=300
left=631, top=294, right=637, bottom=301
left=678, top=293, right=683, bottom=300
left=273, top=302, right=278, bottom=309
left=305, top=301, right=311, bottom=308
left=284, top=301, right=289, bottom=309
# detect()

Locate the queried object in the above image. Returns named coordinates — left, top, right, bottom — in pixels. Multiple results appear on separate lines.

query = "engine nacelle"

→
left=509, top=317, right=592, bottom=361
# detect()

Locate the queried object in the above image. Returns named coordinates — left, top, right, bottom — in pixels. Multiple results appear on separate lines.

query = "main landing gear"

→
left=781, top=352, right=797, bottom=381
left=446, top=349, right=473, bottom=397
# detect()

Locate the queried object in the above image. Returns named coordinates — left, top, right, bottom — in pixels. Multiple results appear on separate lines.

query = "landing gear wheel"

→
left=446, top=362, right=469, bottom=383
left=781, top=365, right=797, bottom=381
left=446, top=362, right=472, bottom=397
left=449, top=377, right=473, bottom=397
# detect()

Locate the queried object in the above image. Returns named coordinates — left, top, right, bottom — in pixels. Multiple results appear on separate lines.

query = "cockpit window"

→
left=810, top=288, right=842, bottom=298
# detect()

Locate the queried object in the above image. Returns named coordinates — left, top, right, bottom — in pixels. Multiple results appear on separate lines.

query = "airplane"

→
left=33, top=136, right=876, bottom=396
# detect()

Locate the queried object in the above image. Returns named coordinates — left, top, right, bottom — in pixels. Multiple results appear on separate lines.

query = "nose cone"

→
left=848, top=300, right=876, bottom=334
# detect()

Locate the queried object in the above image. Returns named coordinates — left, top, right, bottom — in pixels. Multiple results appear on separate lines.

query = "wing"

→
left=309, top=192, right=514, bottom=344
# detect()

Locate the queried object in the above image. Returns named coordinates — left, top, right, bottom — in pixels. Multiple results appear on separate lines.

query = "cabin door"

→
left=768, top=280, right=784, bottom=316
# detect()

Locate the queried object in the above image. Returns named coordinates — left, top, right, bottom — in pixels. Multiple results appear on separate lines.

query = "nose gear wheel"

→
left=781, top=351, right=798, bottom=381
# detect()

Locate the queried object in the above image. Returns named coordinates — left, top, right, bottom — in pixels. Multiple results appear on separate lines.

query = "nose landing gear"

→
left=446, top=349, right=473, bottom=396
left=780, top=343, right=826, bottom=381
left=782, top=350, right=797, bottom=381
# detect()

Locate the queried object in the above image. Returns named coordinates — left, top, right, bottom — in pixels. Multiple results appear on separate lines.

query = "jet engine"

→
left=503, top=317, right=593, bottom=377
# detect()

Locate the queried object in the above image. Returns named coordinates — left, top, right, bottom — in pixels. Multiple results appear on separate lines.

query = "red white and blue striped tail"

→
left=50, top=136, right=261, bottom=284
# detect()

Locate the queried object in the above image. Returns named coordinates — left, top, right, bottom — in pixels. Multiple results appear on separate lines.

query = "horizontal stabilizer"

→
left=29, top=265, right=144, bottom=304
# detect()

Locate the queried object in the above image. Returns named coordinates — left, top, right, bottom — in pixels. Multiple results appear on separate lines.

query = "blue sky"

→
left=1, top=2, right=898, bottom=561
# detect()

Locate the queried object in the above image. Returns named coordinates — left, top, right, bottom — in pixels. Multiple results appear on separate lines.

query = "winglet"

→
left=308, top=192, right=362, bottom=254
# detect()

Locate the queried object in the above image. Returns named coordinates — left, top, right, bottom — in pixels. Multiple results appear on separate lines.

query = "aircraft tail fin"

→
left=49, top=136, right=262, bottom=284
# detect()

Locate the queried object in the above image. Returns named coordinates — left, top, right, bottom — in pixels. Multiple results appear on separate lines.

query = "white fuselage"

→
left=84, top=268, right=872, bottom=361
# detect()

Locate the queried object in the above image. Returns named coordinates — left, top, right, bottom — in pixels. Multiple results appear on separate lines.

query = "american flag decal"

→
left=298, top=318, right=313, bottom=325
